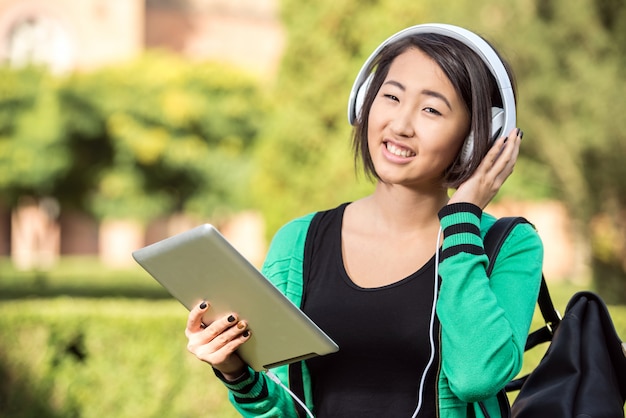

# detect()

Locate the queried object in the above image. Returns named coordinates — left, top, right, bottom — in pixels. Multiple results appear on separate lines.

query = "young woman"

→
left=185, top=24, right=543, bottom=418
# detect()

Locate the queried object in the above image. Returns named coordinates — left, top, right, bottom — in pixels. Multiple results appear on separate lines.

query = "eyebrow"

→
left=383, top=80, right=453, bottom=111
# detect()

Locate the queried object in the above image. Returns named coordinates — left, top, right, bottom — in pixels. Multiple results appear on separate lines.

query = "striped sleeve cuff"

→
left=438, top=203, right=484, bottom=260
left=213, top=366, right=269, bottom=404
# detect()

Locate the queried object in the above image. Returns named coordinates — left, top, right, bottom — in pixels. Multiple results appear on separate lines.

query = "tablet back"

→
left=132, top=224, right=338, bottom=371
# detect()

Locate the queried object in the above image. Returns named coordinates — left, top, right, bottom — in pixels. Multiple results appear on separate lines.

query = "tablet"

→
left=132, top=223, right=338, bottom=371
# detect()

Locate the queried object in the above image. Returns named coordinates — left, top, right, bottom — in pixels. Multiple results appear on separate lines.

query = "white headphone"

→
left=347, top=23, right=516, bottom=163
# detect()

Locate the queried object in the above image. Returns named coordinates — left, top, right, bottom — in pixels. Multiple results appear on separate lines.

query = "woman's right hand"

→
left=448, top=128, right=523, bottom=209
left=185, top=301, right=251, bottom=381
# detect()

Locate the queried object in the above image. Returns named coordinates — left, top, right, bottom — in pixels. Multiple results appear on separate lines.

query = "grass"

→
left=1, top=257, right=625, bottom=417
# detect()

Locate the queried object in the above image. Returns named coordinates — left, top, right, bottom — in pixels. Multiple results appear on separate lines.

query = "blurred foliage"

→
left=502, top=0, right=626, bottom=301
left=249, top=0, right=626, bottom=301
left=1, top=0, right=626, bottom=299
left=0, top=52, right=269, bottom=222
left=251, top=0, right=562, bottom=235
left=0, top=299, right=239, bottom=418
left=0, top=67, right=70, bottom=197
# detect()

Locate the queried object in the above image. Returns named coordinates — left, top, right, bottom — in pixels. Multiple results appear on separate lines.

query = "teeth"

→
left=386, top=142, right=415, bottom=158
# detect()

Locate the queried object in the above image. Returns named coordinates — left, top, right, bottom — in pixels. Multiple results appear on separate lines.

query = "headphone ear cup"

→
left=354, top=74, right=374, bottom=124
left=460, top=132, right=474, bottom=164
left=490, top=107, right=505, bottom=142
left=460, top=107, right=506, bottom=164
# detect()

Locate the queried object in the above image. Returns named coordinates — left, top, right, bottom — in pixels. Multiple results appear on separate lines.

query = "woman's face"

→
left=367, top=47, right=471, bottom=189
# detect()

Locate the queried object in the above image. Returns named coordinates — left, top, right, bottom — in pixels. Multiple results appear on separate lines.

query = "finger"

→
left=189, top=322, right=251, bottom=364
left=214, top=328, right=251, bottom=355
left=186, top=300, right=210, bottom=335
left=201, top=313, right=241, bottom=342
left=480, top=134, right=509, bottom=169
left=501, top=128, right=522, bottom=165
left=212, top=321, right=250, bottom=350
left=492, top=130, right=522, bottom=184
left=491, top=128, right=521, bottom=168
left=195, top=330, right=251, bottom=366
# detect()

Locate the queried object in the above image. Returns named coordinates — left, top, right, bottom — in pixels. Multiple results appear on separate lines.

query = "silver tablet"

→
left=132, top=224, right=338, bottom=371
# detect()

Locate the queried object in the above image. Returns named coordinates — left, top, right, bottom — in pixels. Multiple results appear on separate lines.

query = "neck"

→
left=363, top=182, right=449, bottom=234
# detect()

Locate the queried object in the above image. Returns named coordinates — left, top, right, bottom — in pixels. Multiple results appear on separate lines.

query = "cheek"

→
left=427, top=129, right=468, bottom=167
left=450, top=132, right=468, bottom=156
left=366, top=108, right=385, bottom=146
left=438, top=116, right=470, bottom=158
left=443, top=139, right=471, bottom=174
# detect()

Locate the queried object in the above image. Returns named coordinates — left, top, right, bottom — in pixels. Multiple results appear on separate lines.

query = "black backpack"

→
left=479, top=216, right=626, bottom=418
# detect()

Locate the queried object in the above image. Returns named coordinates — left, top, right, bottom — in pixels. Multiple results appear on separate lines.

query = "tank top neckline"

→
left=332, top=202, right=438, bottom=292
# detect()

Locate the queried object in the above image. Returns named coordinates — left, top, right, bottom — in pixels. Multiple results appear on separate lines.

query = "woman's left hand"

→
left=448, top=128, right=523, bottom=209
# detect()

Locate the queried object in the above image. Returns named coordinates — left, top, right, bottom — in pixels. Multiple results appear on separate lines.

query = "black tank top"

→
left=302, top=204, right=440, bottom=417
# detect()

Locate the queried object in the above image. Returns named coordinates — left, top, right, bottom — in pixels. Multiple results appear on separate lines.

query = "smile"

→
left=385, top=142, right=416, bottom=158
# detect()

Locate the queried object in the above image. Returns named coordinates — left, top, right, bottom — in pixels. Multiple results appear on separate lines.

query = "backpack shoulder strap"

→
left=289, top=209, right=328, bottom=418
left=483, top=216, right=529, bottom=276
left=483, top=217, right=561, bottom=345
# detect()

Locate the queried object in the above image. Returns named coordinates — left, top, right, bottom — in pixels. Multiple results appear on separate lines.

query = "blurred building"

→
left=145, top=0, right=284, bottom=77
left=0, top=0, right=283, bottom=76
left=0, top=0, right=282, bottom=267
left=0, top=0, right=143, bottom=73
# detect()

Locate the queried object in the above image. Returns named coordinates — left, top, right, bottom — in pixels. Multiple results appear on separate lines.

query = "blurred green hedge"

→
left=1, top=259, right=625, bottom=417
left=0, top=298, right=239, bottom=418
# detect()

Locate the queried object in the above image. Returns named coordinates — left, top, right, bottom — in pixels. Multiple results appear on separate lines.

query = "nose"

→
left=389, top=106, right=415, bottom=138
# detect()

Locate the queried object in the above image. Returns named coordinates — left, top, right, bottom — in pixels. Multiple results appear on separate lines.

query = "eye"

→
left=424, top=107, right=442, bottom=116
left=383, top=94, right=399, bottom=102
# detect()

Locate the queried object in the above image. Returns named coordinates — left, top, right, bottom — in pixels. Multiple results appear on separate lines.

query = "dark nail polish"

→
left=227, top=315, right=236, bottom=323
left=242, top=331, right=250, bottom=338
left=199, top=301, right=207, bottom=309
left=519, top=130, right=524, bottom=139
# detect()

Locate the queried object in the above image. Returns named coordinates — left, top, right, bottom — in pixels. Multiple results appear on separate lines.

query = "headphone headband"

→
left=347, top=23, right=516, bottom=138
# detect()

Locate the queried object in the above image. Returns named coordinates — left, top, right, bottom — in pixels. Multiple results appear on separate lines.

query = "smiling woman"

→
left=184, top=23, right=539, bottom=418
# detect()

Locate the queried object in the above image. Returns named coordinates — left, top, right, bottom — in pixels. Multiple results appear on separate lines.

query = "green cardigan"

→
left=216, top=203, right=543, bottom=418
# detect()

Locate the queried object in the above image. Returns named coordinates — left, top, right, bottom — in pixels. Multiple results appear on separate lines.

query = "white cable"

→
left=411, top=226, right=443, bottom=418
left=268, top=227, right=443, bottom=418
left=266, top=369, right=315, bottom=418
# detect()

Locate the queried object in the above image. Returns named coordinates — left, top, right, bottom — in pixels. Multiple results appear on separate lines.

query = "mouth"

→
left=385, top=141, right=416, bottom=158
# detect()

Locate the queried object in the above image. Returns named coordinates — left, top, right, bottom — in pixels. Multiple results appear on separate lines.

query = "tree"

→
left=0, top=67, right=72, bottom=204
left=253, top=0, right=626, bottom=301
left=501, top=0, right=626, bottom=301
left=252, top=0, right=552, bottom=234
left=0, top=52, right=269, bottom=226
left=64, top=52, right=270, bottom=223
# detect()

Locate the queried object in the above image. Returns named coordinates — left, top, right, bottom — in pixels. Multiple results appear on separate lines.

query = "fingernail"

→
left=227, top=315, right=236, bottom=323
left=242, top=331, right=250, bottom=338
left=237, top=321, right=245, bottom=330
left=199, top=301, right=207, bottom=309
left=519, top=130, right=524, bottom=139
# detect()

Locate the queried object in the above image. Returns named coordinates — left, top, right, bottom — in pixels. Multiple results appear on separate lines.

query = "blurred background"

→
left=1, top=0, right=625, bottom=417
